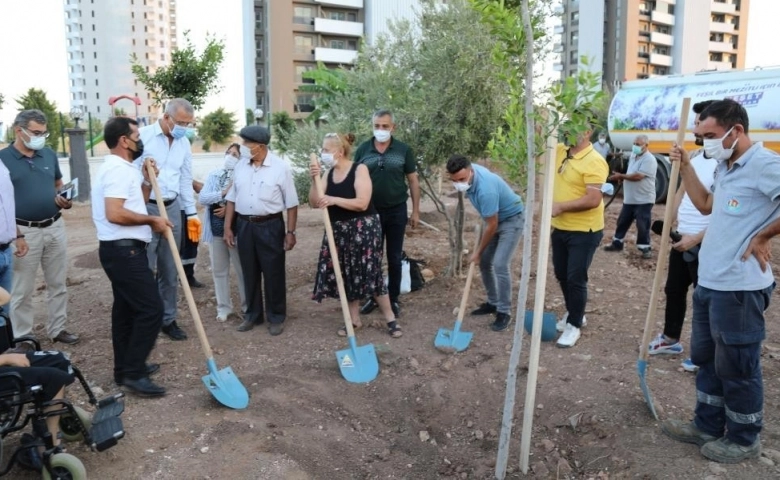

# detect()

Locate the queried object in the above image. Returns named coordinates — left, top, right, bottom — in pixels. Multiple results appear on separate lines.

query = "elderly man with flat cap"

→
left=223, top=126, right=298, bottom=336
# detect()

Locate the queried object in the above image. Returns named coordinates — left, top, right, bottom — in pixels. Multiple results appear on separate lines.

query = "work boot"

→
left=161, top=322, right=188, bottom=341
left=187, top=276, right=205, bottom=288
left=661, top=419, right=719, bottom=446
left=470, top=302, right=497, bottom=315
left=701, top=437, right=761, bottom=464
left=491, top=312, right=511, bottom=331
left=640, top=248, right=653, bottom=259
left=604, top=240, right=623, bottom=252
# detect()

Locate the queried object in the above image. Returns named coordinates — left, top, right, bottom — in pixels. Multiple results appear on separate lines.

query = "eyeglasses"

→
left=23, top=128, right=50, bottom=139
left=167, top=116, right=193, bottom=128
left=558, top=150, right=573, bottom=174
left=378, top=154, right=385, bottom=170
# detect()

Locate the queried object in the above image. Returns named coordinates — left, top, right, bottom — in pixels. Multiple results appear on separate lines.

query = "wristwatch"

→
left=287, top=230, right=296, bottom=236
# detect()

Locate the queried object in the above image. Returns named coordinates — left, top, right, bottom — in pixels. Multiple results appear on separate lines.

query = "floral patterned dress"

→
left=312, top=163, right=387, bottom=302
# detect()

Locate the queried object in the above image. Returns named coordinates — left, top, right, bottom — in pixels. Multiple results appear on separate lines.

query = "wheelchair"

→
left=0, top=313, right=126, bottom=479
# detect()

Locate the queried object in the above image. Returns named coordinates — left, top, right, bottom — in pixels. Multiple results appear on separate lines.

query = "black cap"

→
left=239, top=125, right=271, bottom=145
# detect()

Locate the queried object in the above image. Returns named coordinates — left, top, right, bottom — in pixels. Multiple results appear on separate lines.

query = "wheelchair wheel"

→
left=41, top=452, right=87, bottom=480
left=59, top=406, right=91, bottom=442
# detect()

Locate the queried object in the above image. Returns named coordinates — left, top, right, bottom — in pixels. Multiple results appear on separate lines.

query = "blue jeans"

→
left=690, top=284, right=773, bottom=446
left=480, top=213, right=524, bottom=314
left=376, top=203, right=408, bottom=303
left=551, top=229, right=603, bottom=328
left=0, top=248, right=11, bottom=316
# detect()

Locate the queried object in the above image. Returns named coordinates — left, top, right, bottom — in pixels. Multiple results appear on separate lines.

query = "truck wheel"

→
left=655, top=159, right=670, bottom=203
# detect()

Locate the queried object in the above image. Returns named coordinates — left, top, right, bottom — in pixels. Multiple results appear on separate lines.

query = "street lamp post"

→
left=65, top=106, right=90, bottom=201
left=69, top=106, right=84, bottom=129
left=254, top=108, right=264, bottom=126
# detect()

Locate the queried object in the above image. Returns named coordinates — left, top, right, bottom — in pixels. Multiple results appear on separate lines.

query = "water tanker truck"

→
left=606, top=67, right=780, bottom=202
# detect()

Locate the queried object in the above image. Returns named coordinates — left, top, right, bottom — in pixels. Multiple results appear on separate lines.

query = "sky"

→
left=0, top=0, right=779, bottom=132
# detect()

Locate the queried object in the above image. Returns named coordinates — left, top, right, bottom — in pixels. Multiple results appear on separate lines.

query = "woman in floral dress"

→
left=310, top=133, right=402, bottom=338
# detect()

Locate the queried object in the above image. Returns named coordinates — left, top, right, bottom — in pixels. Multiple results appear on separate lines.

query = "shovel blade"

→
left=434, top=327, right=473, bottom=353
left=336, top=341, right=379, bottom=384
left=636, top=359, right=659, bottom=420
left=202, top=358, right=250, bottom=409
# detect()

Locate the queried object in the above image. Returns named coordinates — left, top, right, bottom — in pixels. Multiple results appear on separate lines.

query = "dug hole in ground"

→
left=8, top=195, right=780, bottom=479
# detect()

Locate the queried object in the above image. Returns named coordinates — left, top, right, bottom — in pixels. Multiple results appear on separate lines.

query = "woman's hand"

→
left=317, top=195, right=337, bottom=209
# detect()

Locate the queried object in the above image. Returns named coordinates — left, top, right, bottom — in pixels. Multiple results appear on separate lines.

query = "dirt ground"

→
left=7, top=193, right=780, bottom=480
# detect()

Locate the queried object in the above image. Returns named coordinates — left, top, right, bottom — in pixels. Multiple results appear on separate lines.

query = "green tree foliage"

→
left=15, top=88, right=63, bottom=151
left=198, top=108, right=237, bottom=148
left=131, top=32, right=225, bottom=110
left=245, top=108, right=254, bottom=127
left=299, top=65, right=347, bottom=123
left=270, top=111, right=297, bottom=153
left=0, top=93, right=4, bottom=109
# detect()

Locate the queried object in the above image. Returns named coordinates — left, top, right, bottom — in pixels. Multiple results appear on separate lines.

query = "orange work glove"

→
left=187, top=216, right=202, bottom=242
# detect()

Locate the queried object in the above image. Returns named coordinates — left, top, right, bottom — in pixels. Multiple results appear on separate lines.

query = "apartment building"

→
left=553, top=0, right=750, bottom=85
left=64, top=0, right=177, bottom=122
left=252, top=0, right=364, bottom=120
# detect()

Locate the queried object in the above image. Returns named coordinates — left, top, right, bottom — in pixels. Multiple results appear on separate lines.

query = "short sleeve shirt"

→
left=0, top=144, right=63, bottom=221
left=552, top=144, right=609, bottom=232
left=91, top=154, right=152, bottom=242
left=699, top=143, right=780, bottom=291
left=623, top=150, right=657, bottom=205
left=353, top=137, right=416, bottom=209
left=225, top=152, right=299, bottom=215
left=465, top=164, right=523, bottom=221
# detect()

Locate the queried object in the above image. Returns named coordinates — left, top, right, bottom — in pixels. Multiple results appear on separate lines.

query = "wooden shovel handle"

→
left=310, top=154, right=356, bottom=338
left=145, top=163, right=214, bottom=361
left=638, top=97, right=691, bottom=362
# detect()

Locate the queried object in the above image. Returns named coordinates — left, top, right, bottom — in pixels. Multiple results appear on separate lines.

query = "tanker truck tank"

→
left=606, top=67, right=780, bottom=202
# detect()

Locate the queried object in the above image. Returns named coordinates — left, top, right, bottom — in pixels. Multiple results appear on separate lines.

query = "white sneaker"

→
left=216, top=313, right=230, bottom=323
left=556, top=312, right=587, bottom=332
left=556, top=323, right=581, bottom=348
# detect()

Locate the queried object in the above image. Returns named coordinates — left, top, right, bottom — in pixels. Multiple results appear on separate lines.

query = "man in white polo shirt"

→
left=93, top=116, right=171, bottom=398
left=223, top=126, right=298, bottom=336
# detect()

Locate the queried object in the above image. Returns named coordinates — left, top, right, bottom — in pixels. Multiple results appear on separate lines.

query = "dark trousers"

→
left=99, top=243, right=163, bottom=381
left=663, top=247, right=699, bottom=340
left=180, top=210, right=199, bottom=279
left=691, top=285, right=772, bottom=446
left=613, top=203, right=653, bottom=249
left=236, top=217, right=286, bottom=325
left=551, top=229, right=602, bottom=328
left=376, top=203, right=407, bottom=303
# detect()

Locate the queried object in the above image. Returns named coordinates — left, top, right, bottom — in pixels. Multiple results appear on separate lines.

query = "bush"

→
left=293, top=170, right=311, bottom=206
left=198, top=107, right=237, bottom=146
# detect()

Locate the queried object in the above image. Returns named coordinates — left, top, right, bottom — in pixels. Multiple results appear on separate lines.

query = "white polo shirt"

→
left=225, top=152, right=299, bottom=216
left=92, top=155, right=152, bottom=242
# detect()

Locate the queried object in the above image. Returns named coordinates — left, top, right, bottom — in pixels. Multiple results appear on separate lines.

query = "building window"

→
left=132, top=25, right=135, bottom=32
left=97, top=106, right=100, bottom=113
left=329, top=11, right=347, bottom=21
left=295, top=94, right=315, bottom=113
left=94, top=52, right=97, bottom=58
left=91, top=10, right=94, bottom=17
left=570, top=12, right=579, bottom=22
left=329, top=39, right=357, bottom=50
left=296, top=64, right=315, bottom=83
left=294, top=35, right=314, bottom=53
left=160, top=54, right=165, bottom=61
left=159, top=40, right=164, bottom=47
left=293, top=7, right=314, bottom=24
left=255, top=12, right=263, bottom=30
left=93, top=38, right=96, bottom=45
left=96, top=92, right=99, bottom=99
left=92, top=24, right=95, bottom=31
left=95, top=79, right=99, bottom=86
left=133, top=39, right=136, bottom=46
left=131, top=12, right=134, bottom=19
left=94, top=65, right=98, bottom=72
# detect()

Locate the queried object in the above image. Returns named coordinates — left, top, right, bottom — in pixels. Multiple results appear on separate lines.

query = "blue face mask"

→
left=171, top=124, right=187, bottom=139
left=632, top=145, right=643, bottom=155
left=185, top=128, right=196, bottom=141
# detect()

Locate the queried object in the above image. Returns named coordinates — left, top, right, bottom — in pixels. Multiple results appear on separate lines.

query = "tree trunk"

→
left=419, top=169, right=465, bottom=278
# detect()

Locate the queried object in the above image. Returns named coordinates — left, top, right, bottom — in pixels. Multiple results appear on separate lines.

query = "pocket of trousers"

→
left=715, top=330, right=764, bottom=379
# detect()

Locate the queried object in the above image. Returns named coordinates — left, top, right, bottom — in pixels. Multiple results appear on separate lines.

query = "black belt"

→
left=0, top=242, right=11, bottom=251
left=237, top=212, right=283, bottom=224
left=99, top=239, right=148, bottom=248
left=16, top=212, right=62, bottom=228
left=148, top=197, right=178, bottom=207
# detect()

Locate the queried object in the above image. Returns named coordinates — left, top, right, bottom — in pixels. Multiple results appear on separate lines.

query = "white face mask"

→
left=223, top=154, right=238, bottom=171
left=321, top=152, right=335, bottom=168
left=598, top=138, right=606, bottom=144
left=374, top=129, right=391, bottom=143
left=22, top=129, right=47, bottom=150
left=452, top=182, right=470, bottom=193
left=239, top=145, right=252, bottom=159
left=702, top=126, right=737, bottom=162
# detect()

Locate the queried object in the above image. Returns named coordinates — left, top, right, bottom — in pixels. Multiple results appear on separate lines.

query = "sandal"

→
left=387, top=321, right=403, bottom=338
left=337, top=324, right=363, bottom=337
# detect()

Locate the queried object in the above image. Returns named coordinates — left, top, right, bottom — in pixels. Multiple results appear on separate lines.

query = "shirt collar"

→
left=731, top=142, right=762, bottom=168
left=571, top=144, right=595, bottom=160
left=8, top=143, right=43, bottom=160
left=151, top=120, right=166, bottom=137
left=370, top=137, right=395, bottom=153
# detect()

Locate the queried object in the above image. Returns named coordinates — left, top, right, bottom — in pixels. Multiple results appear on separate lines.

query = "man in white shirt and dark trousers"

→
left=93, top=117, right=172, bottom=398
left=136, top=98, right=201, bottom=341
left=604, top=134, right=657, bottom=259
left=224, top=126, right=299, bottom=336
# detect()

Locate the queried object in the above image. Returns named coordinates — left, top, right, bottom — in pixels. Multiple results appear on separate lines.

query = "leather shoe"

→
left=237, top=320, right=255, bottom=332
left=122, top=377, right=166, bottom=398
left=269, top=323, right=284, bottom=336
left=52, top=330, right=80, bottom=345
left=187, top=276, right=205, bottom=288
left=161, top=322, right=188, bottom=341
left=6, top=341, right=36, bottom=354
left=115, top=364, right=161, bottom=385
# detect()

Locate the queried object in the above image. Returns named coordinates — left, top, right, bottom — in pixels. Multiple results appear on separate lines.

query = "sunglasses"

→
left=558, top=150, right=574, bottom=174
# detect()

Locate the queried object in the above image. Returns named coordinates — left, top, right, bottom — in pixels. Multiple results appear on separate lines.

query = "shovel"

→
left=434, top=262, right=475, bottom=353
left=146, top=163, right=249, bottom=409
left=637, top=97, right=691, bottom=420
left=310, top=154, right=379, bottom=384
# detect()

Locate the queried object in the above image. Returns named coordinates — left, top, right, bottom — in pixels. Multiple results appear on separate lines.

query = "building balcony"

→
left=650, top=31, right=673, bottom=46
left=314, top=47, right=358, bottom=64
left=553, top=63, right=563, bottom=72
left=708, top=60, right=734, bottom=70
left=710, top=21, right=734, bottom=33
left=70, top=70, right=83, bottom=79
left=711, top=0, right=736, bottom=14
left=553, top=5, right=564, bottom=15
left=650, top=52, right=673, bottom=67
left=67, top=58, right=81, bottom=67
left=64, top=2, right=78, bottom=12
left=651, top=10, right=675, bottom=26
left=314, top=0, right=363, bottom=8
left=66, top=29, right=80, bottom=39
left=638, top=52, right=650, bottom=62
left=553, top=43, right=563, bottom=53
left=314, top=17, right=363, bottom=37
left=553, top=25, right=564, bottom=34
left=67, top=44, right=81, bottom=53
left=709, top=40, right=734, bottom=53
